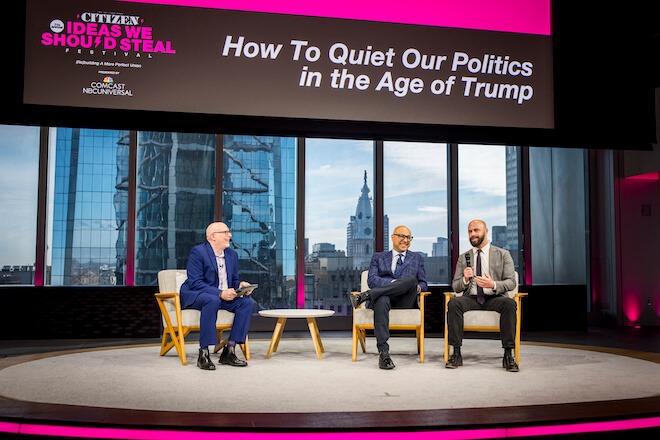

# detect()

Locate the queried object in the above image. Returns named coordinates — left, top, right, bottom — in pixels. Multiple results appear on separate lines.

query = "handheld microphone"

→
left=465, top=252, right=473, bottom=280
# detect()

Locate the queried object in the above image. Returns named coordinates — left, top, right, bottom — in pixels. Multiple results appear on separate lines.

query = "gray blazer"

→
left=451, top=245, right=516, bottom=295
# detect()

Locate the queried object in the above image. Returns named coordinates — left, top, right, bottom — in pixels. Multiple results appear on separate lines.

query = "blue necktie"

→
left=476, top=249, right=485, bottom=304
left=394, top=253, right=404, bottom=278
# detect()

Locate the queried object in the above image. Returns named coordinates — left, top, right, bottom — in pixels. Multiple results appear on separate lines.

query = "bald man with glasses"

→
left=349, top=225, right=427, bottom=369
left=179, top=221, right=256, bottom=370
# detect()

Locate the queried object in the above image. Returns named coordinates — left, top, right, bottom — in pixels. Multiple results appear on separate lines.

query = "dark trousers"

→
left=368, top=276, right=419, bottom=352
left=446, top=294, right=517, bottom=349
left=187, top=293, right=253, bottom=347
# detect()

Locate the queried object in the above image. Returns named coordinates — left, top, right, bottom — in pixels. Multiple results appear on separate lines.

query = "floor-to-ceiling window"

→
left=383, top=141, right=449, bottom=284
left=529, top=147, right=587, bottom=284
left=457, top=144, right=522, bottom=275
left=0, top=124, right=591, bottom=297
left=304, top=138, right=374, bottom=314
left=47, top=128, right=130, bottom=286
left=134, top=132, right=217, bottom=286
left=0, top=124, right=40, bottom=285
left=222, top=135, right=297, bottom=312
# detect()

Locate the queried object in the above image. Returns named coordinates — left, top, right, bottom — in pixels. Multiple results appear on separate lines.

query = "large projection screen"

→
left=23, top=0, right=554, bottom=130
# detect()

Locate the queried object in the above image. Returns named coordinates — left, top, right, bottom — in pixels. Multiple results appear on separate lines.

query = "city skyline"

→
left=1, top=128, right=510, bottom=269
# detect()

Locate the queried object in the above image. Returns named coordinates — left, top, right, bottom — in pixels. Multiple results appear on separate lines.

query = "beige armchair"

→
left=155, top=269, right=249, bottom=365
left=350, top=271, right=430, bottom=362
left=443, top=272, right=526, bottom=365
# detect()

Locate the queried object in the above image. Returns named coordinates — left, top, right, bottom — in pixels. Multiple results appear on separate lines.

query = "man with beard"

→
left=445, top=219, right=519, bottom=371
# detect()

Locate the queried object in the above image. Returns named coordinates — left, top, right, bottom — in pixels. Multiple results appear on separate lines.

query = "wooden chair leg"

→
left=443, top=325, right=450, bottom=365
left=240, top=335, right=250, bottom=361
left=418, top=327, right=425, bottom=363
left=213, top=328, right=229, bottom=354
left=515, top=296, right=523, bottom=365
left=358, top=329, right=367, bottom=353
left=352, top=325, right=359, bottom=362
left=443, top=294, right=450, bottom=365
left=159, top=330, right=174, bottom=356
left=514, top=325, right=521, bottom=365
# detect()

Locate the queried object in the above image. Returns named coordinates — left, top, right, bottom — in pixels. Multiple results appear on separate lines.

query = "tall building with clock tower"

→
left=346, top=171, right=389, bottom=269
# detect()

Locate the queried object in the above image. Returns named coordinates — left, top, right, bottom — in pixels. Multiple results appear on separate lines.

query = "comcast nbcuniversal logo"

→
left=82, top=75, right=133, bottom=96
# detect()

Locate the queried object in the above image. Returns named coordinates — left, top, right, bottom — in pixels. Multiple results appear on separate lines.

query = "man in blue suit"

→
left=179, top=221, right=255, bottom=370
left=349, top=225, right=427, bottom=369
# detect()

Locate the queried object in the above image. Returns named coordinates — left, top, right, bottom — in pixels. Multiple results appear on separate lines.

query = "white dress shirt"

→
left=215, top=252, right=228, bottom=291
left=472, top=244, right=495, bottom=295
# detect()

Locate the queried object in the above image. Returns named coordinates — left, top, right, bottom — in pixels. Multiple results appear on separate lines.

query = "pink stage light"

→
left=4, top=417, right=660, bottom=439
left=625, top=171, right=660, bottom=181
left=623, top=290, right=642, bottom=323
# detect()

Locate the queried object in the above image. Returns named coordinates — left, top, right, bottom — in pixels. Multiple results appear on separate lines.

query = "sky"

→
left=0, top=125, right=40, bottom=267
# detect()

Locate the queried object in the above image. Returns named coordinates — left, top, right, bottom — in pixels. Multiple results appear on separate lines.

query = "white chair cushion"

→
left=175, top=272, right=187, bottom=293
left=165, top=308, right=236, bottom=328
left=353, top=308, right=421, bottom=326
left=464, top=310, right=501, bottom=327
left=158, top=269, right=236, bottom=328
left=356, top=271, right=422, bottom=326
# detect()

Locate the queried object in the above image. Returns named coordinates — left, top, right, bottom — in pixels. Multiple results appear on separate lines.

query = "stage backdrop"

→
left=23, top=0, right=554, bottom=129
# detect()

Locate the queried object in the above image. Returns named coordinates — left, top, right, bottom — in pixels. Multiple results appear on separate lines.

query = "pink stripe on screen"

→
left=119, top=0, right=552, bottom=35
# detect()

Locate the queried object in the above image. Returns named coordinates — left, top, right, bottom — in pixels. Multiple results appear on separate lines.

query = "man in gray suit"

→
left=446, top=219, right=519, bottom=371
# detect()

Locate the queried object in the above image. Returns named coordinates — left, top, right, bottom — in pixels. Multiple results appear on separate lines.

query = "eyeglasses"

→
left=212, top=230, right=231, bottom=235
left=393, top=233, right=413, bottom=241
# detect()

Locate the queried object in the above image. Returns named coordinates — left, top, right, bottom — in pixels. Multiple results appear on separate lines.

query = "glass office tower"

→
left=134, top=132, right=217, bottom=286
left=222, top=135, right=297, bottom=311
left=49, top=128, right=129, bottom=285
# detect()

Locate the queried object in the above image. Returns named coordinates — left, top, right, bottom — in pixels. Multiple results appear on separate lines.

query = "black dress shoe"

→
left=445, top=353, right=463, bottom=369
left=378, top=350, right=395, bottom=370
left=503, top=354, right=519, bottom=372
left=349, top=292, right=369, bottom=308
left=197, top=347, right=216, bottom=370
left=219, top=345, right=248, bottom=367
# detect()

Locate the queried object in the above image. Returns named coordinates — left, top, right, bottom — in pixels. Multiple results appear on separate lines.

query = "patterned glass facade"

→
left=222, top=135, right=297, bottom=311
left=48, top=128, right=129, bottom=285
left=134, top=132, right=217, bottom=286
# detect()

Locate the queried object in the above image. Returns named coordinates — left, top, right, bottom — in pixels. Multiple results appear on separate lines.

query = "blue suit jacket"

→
left=179, top=242, right=240, bottom=308
left=367, top=250, right=428, bottom=291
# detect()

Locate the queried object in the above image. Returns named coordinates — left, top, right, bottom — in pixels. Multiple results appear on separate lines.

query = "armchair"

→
left=443, top=271, right=526, bottom=365
left=350, top=271, right=430, bottom=362
left=155, top=269, right=249, bottom=365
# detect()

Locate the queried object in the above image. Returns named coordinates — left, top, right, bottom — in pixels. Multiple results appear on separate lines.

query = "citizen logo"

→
left=80, top=12, right=140, bottom=25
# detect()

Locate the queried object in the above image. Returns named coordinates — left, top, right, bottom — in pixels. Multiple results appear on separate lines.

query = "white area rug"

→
left=0, top=338, right=658, bottom=413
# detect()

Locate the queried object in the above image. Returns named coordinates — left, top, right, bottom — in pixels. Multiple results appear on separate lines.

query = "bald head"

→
left=206, top=221, right=232, bottom=252
left=467, top=219, right=489, bottom=248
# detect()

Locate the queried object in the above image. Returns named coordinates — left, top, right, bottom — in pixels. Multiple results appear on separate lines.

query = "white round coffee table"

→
left=258, top=309, right=335, bottom=359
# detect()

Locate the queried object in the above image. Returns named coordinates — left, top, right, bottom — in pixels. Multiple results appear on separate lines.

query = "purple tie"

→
left=476, top=249, right=485, bottom=305
left=394, top=253, right=403, bottom=278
